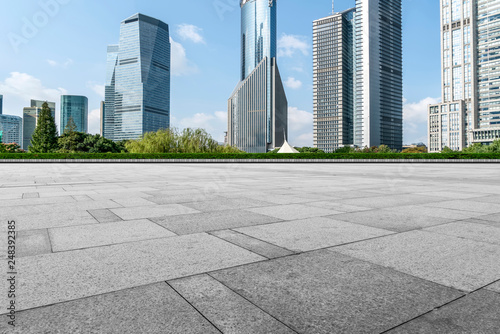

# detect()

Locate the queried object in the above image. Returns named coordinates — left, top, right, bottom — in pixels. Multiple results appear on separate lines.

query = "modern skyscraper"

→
left=22, top=100, right=56, bottom=151
left=313, top=0, right=403, bottom=152
left=429, top=0, right=500, bottom=152
left=313, top=8, right=356, bottom=152
left=104, top=13, right=171, bottom=141
left=354, top=0, right=403, bottom=150
left=0, top=95, right=3, bottom=115
left=61, top=95, right=88, bottom=134
left=0, top=115, right=22, bottom=145
left=228, top=0, right=288, bottom=153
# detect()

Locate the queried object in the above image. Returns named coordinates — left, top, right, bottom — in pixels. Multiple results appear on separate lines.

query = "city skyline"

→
left=0, top=0, right=441, bottom=146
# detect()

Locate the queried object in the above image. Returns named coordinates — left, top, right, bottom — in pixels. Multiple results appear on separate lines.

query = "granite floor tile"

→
left=235, top=217, right=393, bottom=252
left=146, top=193, right=222, bottom=205
left=333, top=231, right=500, bottom=292
left=340, top=194, right=447, bottom=209
left=386, top=290, right=500, bottom=334
left=169, top=275, right=295, bottom=334
left=211, top=250, right=463, bottom=334
left=305, top=201, right=372, bottom=213
left=49, top=220, right=176, bottom=252
left=110, top=197, right=156, bottom=207
left=424, top=222, right=500, bottom=246
left=111, top=204, right=200, bottom=220
left=474, top=213, right=500, bottom=225
left=424, top=200, right=500, bottom=214
left=1, top=210, right=99, bottom=231
left=332, top=209, right=455, bottom=232
left=15, top=229, right=52, bottom=258
left=182, top=198, right=272, bottom=212
left=486, top=281, right=500, bottom=294
left=88, top=209, right=123, bottom=223
left=0, top=283, right=220, bottom=334
left=152, top=210, right=281, bottom=235
left=246, top=204, right=341, bottom=221
left=383, top=205, right=488, bottom=220
left=210, top=229, right=295, bottom=259
left=0, top=233, right=264, bottom=312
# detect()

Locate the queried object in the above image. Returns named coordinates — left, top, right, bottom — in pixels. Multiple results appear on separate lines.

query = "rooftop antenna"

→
left=332, top=0, right=335, bottom=14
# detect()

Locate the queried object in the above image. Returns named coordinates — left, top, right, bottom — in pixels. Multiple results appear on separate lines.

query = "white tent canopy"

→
left=278, top=138, right=299, bottom=154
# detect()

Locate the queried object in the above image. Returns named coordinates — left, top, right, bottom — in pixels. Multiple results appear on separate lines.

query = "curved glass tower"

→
left=61, top=95, right=88, bottom=134
left=228, top=0, right=287, bottom=153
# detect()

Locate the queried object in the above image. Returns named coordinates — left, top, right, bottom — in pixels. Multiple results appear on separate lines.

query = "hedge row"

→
left=1, top=153, right=500, bottom=160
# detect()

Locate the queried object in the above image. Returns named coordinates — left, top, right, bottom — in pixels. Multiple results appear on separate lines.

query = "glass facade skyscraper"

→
left=313, top=0, right=403, bottom=151
left=354, top=0, right=403, bottom=150
left=22, top=100, right=56, bottom=151
left=228, top=0, right=287, bottom=153
left=104, top=13, right=171, bottom=141
left=61, top=95, right=88, bottom=134
left=0, top=115, right=22, bottom=145
left=428, top=0, right=500, bottom=152
left=0, top=95, right=3, bottom=115
left=313, top=9, right=355, bottom=152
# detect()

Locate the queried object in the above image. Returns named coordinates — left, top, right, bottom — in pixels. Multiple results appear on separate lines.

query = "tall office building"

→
left=228, top=0, right=288, bottom=153
left=61, top=95, right=88, bottom=134
left=429, top=0, right=500, bottom=152
left=0, top=115, right=22, bottom=145
left=23, top=100, right=56, bottom=151
left=104, top=13, right=171, bottom=141
left=354, top=0, right=403, bottom=150
left=0, top=95, right=3, bottom=115
left=313, top=0, right=403, bottom=152
left=313, top=8, right=356, bottom=152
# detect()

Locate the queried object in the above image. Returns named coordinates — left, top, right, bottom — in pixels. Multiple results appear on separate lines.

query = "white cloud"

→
left=170, top=37, right=198, bottom=76
left=177, top=24, right=206, bottom=44
left=285, top=77, right=303, bottom=90
left=278, top=34, right=309, bottom=58
left=288, top=106, right=313, bottom=147
left=0, top=72, right=67, bottom=129
left=403, top=97, right=440, bottom=144
left=174, top=111, right=228, bottom=142
left=88, top=108, right=101, bottom=135
left=46, top=58, right=74, bottom=69
left=87, top=82, right=105, bottom=99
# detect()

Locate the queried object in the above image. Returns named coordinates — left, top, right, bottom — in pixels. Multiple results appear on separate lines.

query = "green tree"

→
left=63, top=116, right=77, bottom=135
left=441, top=146, right=454, bottom=153
left=295, top=147, right=326, bottom=153
left=125, top=128, right=242, bottom=154
left=29, top=102, right=59, bottom=153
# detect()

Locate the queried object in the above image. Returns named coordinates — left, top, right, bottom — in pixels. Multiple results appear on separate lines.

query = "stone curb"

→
left=0, top=159, right=499, bottom=163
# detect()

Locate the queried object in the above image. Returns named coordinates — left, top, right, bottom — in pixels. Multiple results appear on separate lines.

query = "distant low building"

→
left=0, top=114, right=22, bottom=146
left=61, top=95, right=88, bottom=134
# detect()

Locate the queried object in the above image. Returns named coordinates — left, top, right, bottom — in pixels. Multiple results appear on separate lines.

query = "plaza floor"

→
left=1, top=163, right=499, bottom=333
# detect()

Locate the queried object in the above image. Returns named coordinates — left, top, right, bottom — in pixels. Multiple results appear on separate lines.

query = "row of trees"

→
left=125, top=128, right=242, bottom=153
left=12, top=101, right=239, bottom=154
left=26, top=102, right=125, bottom=153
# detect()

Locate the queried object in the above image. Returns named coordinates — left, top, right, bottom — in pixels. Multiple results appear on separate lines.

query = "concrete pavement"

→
left=1, top=163, right=499, bottom=333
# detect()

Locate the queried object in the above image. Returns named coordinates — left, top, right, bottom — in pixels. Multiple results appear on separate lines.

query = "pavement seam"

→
left=379, top=278, right=500, bottom=333
left=208, top=229, right=296, bottom=260
left=166, top=281, right=224, bottom=334
left=206, top=273, right=301, bottom=334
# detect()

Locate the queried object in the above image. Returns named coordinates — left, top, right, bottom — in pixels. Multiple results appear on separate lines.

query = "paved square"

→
left=0, top=163, right=499, bottom=333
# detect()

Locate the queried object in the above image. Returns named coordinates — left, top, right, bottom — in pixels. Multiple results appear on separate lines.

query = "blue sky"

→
left=0, top=0, right=441, bottom=145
